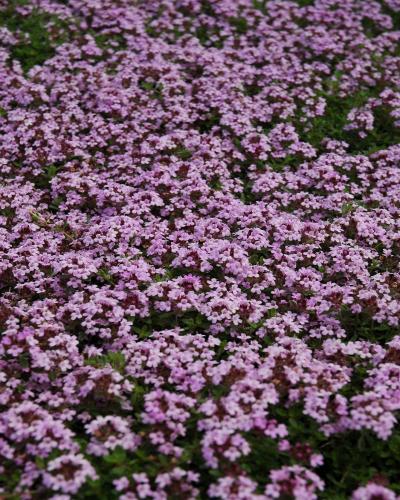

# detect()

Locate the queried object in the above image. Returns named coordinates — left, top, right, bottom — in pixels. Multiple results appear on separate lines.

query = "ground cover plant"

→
left=0, top=0, right=400, bottom=498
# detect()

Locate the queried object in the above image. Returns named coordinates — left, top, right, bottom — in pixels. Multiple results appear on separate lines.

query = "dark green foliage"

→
left=34, top=164, right=60, bottom=189
left=138, top=79, right=164, bottom=100
left=208, top=176, right=222, bottom=190
left=0, top=1, right=69, bottom=73
left=91, top=32, right=127, bottom=51
left=241, top=434, right=285, bottom=489
left=171, top=147, right=192, bottom=160
left=265, top=406, right=400, bottom=498
left=194, top=110, right=221, bottom=133
left=297, top=89, right=400, bottom=154
left=243, top=82, right=262, bottom=96
left=85, top=352, right=126, bottom=372
left=339, top=308, right=398, bottom=345
left=229, top=16, right=248, bottom=34
left=319, top=430, right=400, bottom=498
left=131, top=310, right=211, bottom=339
left=381, top=1, right=400, bottom=31
left=296, top=0, right=315, bottom=6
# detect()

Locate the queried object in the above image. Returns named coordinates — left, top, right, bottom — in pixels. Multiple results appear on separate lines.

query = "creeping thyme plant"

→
left=1, top=0, right=400, bottom=498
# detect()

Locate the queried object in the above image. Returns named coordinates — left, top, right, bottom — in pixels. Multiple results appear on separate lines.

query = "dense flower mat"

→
left=1, top=0, right=400, bottom=498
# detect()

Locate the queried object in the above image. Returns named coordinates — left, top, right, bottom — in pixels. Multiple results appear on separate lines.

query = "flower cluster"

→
left=1, top=0, right=400, bottom=497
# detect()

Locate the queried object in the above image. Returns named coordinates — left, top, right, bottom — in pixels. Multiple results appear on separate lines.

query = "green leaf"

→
left=103, top=447, right=127, bottom=464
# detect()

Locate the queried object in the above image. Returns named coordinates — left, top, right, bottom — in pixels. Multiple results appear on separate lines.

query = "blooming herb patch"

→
left=0, top=0, right=400, bottom=498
